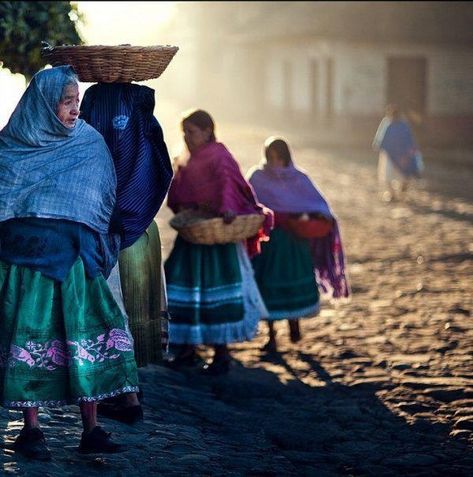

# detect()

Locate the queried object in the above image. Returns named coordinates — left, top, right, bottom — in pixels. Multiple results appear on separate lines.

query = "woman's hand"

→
left=222, top=209, right=237, bottom=224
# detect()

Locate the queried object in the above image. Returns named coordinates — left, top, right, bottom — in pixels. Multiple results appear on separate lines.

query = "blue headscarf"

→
left=0, top=65, right=116, bottom=233
left=80, top=83, right=173, bottom=249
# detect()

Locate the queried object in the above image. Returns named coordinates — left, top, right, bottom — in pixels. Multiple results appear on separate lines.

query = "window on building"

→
left=326, top=57, right=334, bottom=119
left=310, top=60, right=319, bottom=117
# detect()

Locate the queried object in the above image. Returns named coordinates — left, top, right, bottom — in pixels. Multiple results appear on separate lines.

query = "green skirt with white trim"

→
left=0, top=258, right=139, bottom=408
left=165, top=236, right=264, bottom=345
left=251, top=227, right=320, bottom=320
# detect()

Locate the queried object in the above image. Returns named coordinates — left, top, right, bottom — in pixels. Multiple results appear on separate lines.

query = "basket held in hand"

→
left=41, top=43, right=179, bottom=83
left=170, top=209, right=265, bottom=245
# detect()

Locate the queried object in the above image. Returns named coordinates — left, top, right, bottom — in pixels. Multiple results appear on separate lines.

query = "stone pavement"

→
left=1, top=124, right=472, bottom=476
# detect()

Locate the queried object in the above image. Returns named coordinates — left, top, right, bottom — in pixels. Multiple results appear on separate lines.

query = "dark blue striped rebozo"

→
left=80, top=83, right=173, bottom=249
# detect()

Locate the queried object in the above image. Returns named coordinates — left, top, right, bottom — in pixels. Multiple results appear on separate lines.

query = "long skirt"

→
left=0, top=258, right=139, bottom=408
left=165, top=236, right=267, bottom=345
left=378, top=150, right=424, bottom=187
left=251, top=227, right=320, bottom=321
left=115, top=220, right=166, bottom=367
left=377, top=150, right=405, bottom=186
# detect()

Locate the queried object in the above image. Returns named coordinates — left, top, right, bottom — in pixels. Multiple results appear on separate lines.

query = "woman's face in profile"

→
left=56, top=84, right=80, bottom=128
left=183, top=120, right=211, bottom=153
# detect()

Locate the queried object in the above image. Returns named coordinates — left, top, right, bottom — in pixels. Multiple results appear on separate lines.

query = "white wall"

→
left=428, top=51, right=473, bottom=114
left=291, top=54, right=311, bottom=113
left=334, top=46, right=385, bottom=115
left=261, top=40, right=473, bottom=116
left=264, top=42, right=331, bottom=114
left=261, top=41, right=387, bottom=116
left=265, top=55, right=284, bottom=109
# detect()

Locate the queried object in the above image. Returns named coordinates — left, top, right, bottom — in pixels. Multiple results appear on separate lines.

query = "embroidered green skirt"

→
left=165, top=236, right=265, bottom=345
left=0, top=258, right=139, bottom=408
left=251, top=227, right=320, bottom=321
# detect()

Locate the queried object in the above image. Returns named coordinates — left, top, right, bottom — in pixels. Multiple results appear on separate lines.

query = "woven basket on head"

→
left=170, top=210, right=265, bottom=245
left=40, top=43, right=179, bottom=83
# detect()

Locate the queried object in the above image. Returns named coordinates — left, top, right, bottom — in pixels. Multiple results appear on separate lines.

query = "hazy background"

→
left=1, top=5, right=473, bottom=474
left=1, top=1, right=473, bottom=157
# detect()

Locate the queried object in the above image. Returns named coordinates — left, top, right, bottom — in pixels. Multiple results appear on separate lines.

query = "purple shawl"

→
left=248, top=162, right=350, bottom=299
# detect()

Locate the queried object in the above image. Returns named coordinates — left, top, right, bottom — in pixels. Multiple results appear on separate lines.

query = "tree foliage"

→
left=0, top=1, right=83, bottom=80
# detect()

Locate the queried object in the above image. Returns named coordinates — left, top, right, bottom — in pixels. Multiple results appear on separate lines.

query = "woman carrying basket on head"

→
left=165, top=109, right=272, bottom=375
left=247, top=137, right=350, bottom=352
left=80, top=81, right=174, bottom=424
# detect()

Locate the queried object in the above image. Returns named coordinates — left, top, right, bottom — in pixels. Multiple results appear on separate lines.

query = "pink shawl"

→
left=168, top=142, right=273, bottom=256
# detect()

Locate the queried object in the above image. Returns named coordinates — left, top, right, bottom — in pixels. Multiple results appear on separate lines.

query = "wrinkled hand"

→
left=222, top=209, right=237, bottom=224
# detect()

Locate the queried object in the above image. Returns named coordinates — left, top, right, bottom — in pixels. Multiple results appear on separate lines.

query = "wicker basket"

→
left=170, top=210, right=265, bottom=245
left=41, top=43, right=179, bottom=83
left=286, top=217, right=333, bottom=239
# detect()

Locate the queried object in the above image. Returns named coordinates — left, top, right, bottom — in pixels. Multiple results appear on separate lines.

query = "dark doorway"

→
left=387, top=56, right=427, bottom=124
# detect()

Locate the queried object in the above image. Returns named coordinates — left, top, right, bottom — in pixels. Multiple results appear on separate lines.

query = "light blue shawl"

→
left=0, top=65, right=116, bottom=233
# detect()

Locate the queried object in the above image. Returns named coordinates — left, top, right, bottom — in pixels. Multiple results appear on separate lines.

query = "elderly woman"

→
left=247, top=137, right=350, bottom=351
left=165, top=109, right=271, bottom=375
left=0, top=66, right=139, bottom=460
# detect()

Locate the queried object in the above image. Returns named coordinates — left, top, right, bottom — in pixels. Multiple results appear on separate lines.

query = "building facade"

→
left=161, top=2, right=473, bottom=146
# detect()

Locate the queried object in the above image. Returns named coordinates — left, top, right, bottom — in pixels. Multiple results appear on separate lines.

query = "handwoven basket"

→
left=41, top=43, right=179, bottom=83
left=286, top=217, right=333, bottom=239
left=170, top=210, right=265, bottom=245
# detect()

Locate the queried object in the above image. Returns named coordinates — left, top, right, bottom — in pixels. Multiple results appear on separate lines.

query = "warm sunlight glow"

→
left=76, top=1, right=176, bottom=45
left=0, top=1, right=177, bottom=128
left=0, top=70, right=26, bottom=129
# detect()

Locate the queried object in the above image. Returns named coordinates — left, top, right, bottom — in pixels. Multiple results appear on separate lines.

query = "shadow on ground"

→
left=139, top=351, right=473, bottom=477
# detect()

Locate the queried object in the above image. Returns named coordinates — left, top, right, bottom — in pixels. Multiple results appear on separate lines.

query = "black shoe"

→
left=201, top=357, right=232, bottom=376
left=78, top=426, right=125, bottom=454
left=97, top=403, right=144, bottom=425
left=13, top=427, right=52, bottom=461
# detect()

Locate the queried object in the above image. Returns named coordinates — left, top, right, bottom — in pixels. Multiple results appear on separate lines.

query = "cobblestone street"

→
left=1, top=123, right=472, bottom=476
